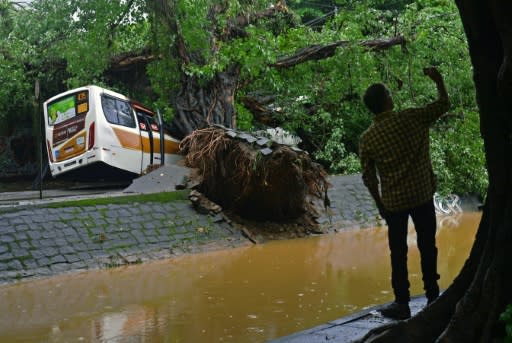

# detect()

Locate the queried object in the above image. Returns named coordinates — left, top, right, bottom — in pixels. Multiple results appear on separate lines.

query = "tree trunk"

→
left=168, top=65, right=240, bottom=139
left=152, top=1, right=291, bottom=139
left=356, top=1, right=512, bottom=342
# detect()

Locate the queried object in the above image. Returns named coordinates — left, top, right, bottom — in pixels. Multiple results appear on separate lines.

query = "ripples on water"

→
left=0, top=212, right=480, bottom=343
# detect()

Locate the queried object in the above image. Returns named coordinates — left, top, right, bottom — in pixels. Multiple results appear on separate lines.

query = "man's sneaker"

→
left=378, top=302, right=411, bottom=320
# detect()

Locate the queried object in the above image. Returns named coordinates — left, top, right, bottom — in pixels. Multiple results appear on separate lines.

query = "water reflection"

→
left=0, top=212, right=480, bottom=342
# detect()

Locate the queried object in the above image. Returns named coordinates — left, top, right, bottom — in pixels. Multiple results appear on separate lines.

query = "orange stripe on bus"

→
left=149, top=138, right=180, bottom=154
left=113, top=128, right=180, bottom=154
left=112, top=128, right=142, bottom=150
left=140, top=137, right=180, bottom=154
left=165, top=139, right=180, bottom=154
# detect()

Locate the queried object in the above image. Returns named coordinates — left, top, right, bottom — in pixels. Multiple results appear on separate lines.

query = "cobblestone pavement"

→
left=0, top=173, right=380, bottom=285
left=318, top=174, right=382, bottom=232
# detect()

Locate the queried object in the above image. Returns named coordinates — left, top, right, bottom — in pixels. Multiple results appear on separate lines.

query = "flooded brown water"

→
left=0, top=212, right=480, bottom=343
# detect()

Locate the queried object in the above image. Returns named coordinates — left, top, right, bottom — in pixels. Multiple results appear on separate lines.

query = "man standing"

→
left=359, top=67, right=450, bottom=319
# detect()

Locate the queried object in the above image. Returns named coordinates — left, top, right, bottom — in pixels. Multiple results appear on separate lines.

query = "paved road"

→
left=0, top=168, right=380, bottom=285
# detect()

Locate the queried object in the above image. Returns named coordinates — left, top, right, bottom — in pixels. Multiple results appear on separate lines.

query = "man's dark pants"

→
left=383, top=199, right=440, bottom=304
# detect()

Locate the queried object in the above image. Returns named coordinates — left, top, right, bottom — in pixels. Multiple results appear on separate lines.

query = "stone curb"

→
left=0, top=174, right=383, bottom=285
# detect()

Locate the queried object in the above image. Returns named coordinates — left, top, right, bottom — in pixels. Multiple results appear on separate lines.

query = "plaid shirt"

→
left=359, top=96, right=450, bottom=211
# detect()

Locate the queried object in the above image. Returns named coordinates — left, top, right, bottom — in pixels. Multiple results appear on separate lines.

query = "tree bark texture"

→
left=151, top=1, right=291, bottom=139
left=168, top=65, right=240, bottom=139
left=356, top=1, right=512, bottom=342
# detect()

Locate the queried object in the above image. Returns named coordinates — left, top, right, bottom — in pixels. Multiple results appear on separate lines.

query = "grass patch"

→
left=43, top=190, right=190, bottom=208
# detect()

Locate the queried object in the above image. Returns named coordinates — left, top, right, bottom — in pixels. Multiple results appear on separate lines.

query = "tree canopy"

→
left=0, top=0, right=486, bottom=197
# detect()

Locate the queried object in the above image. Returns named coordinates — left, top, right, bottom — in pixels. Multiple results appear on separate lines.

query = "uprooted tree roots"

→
left=180, top=127, right=330, bottom=225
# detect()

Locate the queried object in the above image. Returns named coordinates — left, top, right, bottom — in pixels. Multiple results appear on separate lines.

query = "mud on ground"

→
left=222, top=208, right=327, bottom=244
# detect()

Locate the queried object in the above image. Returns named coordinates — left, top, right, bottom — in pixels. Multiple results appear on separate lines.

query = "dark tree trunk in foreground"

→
left=356, top=1, right=512, bottom=342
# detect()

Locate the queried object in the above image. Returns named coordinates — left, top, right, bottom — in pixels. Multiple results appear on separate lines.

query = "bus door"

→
left=147, top=115, right=163, bottom=164
left=136, top=111, right=152, bottom=171
left=135, top=109, right=162, bottom=172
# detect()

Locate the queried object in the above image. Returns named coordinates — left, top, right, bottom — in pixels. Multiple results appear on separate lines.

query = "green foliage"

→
left=0, top=0, right=488, bottom=198
left=0, top=55, right=30, bottom=120
left=45, top=190, right=190, bottom=208
left=0, top=2, right=29, bottom=121
left=235, top=102, right=254, bottom=131
left=500, top=304, right=512, bottom=343
left=147, top=0, right=214, bottom=111
left=313, top=120, right=361, bottom=174
left=146, top=56, right=181, bottom=120
left=237, top=0, right=486, bottom=196
left=220, top=26, right=279, bottom=79
left=430, top=111, right=487, bottom=196
left=1, top=0, right=147, bottom=105
left=176, top=0, right=211, bottom=56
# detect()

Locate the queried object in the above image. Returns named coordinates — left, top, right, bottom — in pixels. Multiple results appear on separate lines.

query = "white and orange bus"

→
left=43, top=85, right=181, bottom=179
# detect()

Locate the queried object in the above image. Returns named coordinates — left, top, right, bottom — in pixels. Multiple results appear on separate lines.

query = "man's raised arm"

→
left=417, top=67, right=450, bottom=124
left=423, top=67, right=449, bottom=102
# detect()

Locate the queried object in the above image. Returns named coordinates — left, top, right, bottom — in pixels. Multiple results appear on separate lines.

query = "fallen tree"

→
left=179, top=126, right=329, bottom=224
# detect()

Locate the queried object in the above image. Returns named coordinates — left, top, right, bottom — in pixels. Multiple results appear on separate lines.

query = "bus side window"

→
left=150, top=117, right=159, bottom=131
left=137, top=114, right=147, bottom=131
left=117, top=100, right=135, bottom=128
left=101, top=95, right=136, bottom=128
left=102, top=97, right=118, bottom=124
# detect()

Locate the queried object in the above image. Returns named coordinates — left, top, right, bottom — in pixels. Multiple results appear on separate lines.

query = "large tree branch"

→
left=108, top=35, right=405, bottom=76
left=237, top=35, right=406, bottom=128
left=271, top=36, right=406, bottom=69
left=109, top=48, right=157, bottom=71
